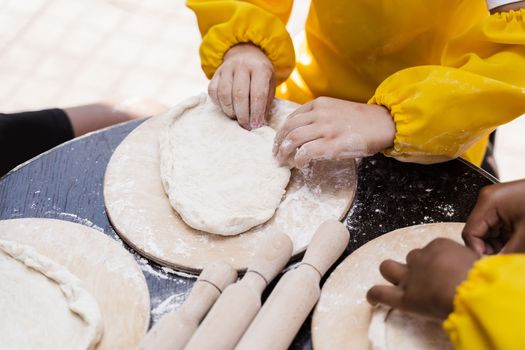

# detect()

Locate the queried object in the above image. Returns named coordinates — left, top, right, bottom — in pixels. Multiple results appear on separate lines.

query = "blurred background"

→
left=1, top=0, right=523, bottom=181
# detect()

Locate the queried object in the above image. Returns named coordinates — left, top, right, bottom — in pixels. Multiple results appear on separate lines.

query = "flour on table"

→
left=0, top=239, right=103, bottom=350
left=368, top=305, right=452, bottom=350
left=159, top=94, right=291, bottom=236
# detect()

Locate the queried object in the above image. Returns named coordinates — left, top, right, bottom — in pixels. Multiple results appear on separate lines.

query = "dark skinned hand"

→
left=462, top=179, right=525, bottom=255
left=367, top=238, right=479, bottom=320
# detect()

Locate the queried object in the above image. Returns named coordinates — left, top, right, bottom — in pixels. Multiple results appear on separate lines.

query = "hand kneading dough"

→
left=159, top=94, right=291, bottom=236
left=0, top=239, right=103, bottom=350
left=368, top=306, right=452, bottom=350
left=312, top=223, right=464, bottom=350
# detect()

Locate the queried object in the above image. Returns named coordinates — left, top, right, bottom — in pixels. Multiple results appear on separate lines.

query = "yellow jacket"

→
left=444, top=254, right=525, bottom=349
left=187, top=0, right=525, bottom=165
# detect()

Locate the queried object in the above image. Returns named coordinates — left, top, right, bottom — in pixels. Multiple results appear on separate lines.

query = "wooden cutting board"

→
left=103, top=97, right=357, bottom=273
left=312, top=222, right=464, bottom=350
left=0, top=218, right=150, bottom=350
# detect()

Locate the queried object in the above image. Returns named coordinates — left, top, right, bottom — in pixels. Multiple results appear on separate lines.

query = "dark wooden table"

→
left=0, top=118, right=497, bottom=349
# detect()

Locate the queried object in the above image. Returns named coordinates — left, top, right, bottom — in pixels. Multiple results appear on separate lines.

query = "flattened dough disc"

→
left=0, top=240, right=102, bottom=350
left=0, top=218, right=150, bottom=350
left=312, top=222, right=464, bottom=350
left=104, top=96, right=357, bottom=273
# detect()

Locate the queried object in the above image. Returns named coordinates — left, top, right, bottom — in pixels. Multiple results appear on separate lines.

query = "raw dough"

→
left=104, top=96, right=357, bottom=272
left=159, top=94, right=291, bottom=236
left=368, top=305, right=452, bottom=350
left=0, top=239, right=103, bottom=350
left=0, top=218, right=151, bottom=350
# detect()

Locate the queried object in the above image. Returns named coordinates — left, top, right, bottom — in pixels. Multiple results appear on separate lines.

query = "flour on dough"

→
left=159, top=94, right=291, bottom=236
left=368, top=305, right=452, bottom=350
left=368, top=305, right=389, bottom=350
left=0, top=239, right=103, bottom=350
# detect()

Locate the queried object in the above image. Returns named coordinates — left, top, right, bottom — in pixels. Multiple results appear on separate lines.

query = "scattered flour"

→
left=137, top=257, right=198, bottom=280
left=44, top=212, right=105, bottom=232
left=436, top=203, right=455, bottom=218
left=151, top=291, right=190, bottom=323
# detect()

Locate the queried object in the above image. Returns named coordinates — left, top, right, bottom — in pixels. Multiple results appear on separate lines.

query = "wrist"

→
left=224, top=42, right=266, bottom=61
left=369, top=104, right=396, bottom=153
left=438, top=257, right=478, bottom=319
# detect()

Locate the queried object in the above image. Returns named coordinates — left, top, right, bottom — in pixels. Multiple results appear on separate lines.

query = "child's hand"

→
left=367, top=238, right=478, bottom=320
left=462, top=180, right=525, bottom=255
left=273, top=97, right=395, bottom=168
left=208, top=43, right=275, bottom=130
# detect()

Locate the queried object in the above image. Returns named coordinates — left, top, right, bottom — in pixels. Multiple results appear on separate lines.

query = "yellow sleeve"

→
left=186, top=0, right=295, bottom=84
left=443, top=254, right=525, bottom=350
left=370, top=9, right=525, bottom=164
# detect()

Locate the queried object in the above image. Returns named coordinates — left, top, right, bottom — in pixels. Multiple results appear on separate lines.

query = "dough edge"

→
left=0, top=239, right=103, bottom=350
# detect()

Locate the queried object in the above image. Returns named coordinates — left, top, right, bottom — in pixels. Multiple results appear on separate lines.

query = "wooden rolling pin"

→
left=236, top=219, right=350, bottom=350
left=137, top=261, right=237, bottom=350
left=184, top=232, right=293, bottom=350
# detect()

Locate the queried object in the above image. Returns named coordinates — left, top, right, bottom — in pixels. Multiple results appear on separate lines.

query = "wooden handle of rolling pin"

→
left=137, top=261, right=237, bottom=350
left=248, top=231, right=294, bottom=285
left=302, top=219, right=351, bottom=276
left=184, top=233, right=293, bottom=350
left=235, top=220, right=350, bottom=350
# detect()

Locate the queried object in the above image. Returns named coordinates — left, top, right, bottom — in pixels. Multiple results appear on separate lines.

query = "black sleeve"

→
left=0, top=108, right=74, bottom=176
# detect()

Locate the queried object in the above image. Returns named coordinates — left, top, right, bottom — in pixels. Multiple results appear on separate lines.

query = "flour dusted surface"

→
left=160, top=95, right=291, bottom=236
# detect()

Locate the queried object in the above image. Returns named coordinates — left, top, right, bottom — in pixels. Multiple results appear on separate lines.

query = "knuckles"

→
left=218, top=91, right=231, bottom=104
left=422, top=238, right=455, bottom=257
left=233, top=89, right=248, bottom=100
left=313, top=96, right=331, bottom=107
left=460, top=229, right=471, bottom=241
left=286, top=130, right=302, bottom=145
left=478, top=184, right=500, bottom=201
left=208, top=84, right=216, bottom=95
left=250, top=58, right=273, bottom=71
left=319, top=124, right=338, bottom=140
left=251, top=91, right=267, bottom=102
left=426, top=237, right=452, bottom=249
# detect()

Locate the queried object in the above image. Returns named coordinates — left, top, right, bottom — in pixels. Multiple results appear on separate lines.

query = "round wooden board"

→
left=103, top=97, right=357, bottom=273
left=0, top=218, right=150, bottom=350
left=311, top=222, right=464, bottom=350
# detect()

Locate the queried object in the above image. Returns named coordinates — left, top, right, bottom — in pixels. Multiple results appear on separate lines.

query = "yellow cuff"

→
left=444, top=256, right=497, bottom=348
left=485, top=9, right=525, bottom=42
left=369, top=70, right=458, bottom=165
left=198, top=4, right=295, bottom=84
left=369, top=64, right=525, bottom=165
left=444, top=254, right=525, bottom=350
